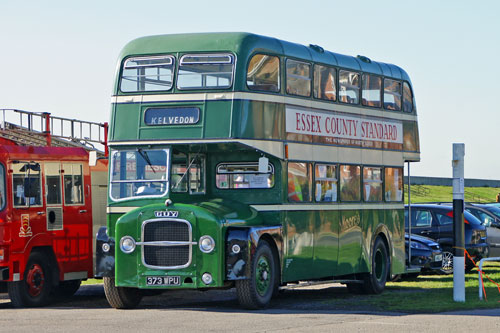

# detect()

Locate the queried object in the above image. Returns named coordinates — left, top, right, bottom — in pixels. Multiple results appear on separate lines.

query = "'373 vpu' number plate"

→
left=146, top=276, right=180, bottom=286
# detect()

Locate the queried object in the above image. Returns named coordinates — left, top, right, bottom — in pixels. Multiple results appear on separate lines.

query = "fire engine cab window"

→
left=63, top=164, right=84, bottom=205
left=288, top=162, right=312, bottom=202
left=12, top=162, right=42, bottom=207
left=45, top=163, right=62, bottom=205
left=0, top=165, right=5, bottom=210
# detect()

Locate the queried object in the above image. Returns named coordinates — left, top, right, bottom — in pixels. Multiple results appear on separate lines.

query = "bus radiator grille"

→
left=142, top=220, right=191, bottom=268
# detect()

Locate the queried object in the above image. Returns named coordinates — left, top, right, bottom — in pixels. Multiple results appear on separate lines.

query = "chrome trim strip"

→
left=250, top=203, right=403, bottom=211
left=107, top=206, right=136, bottom=213
left=141, top=218, right=193, bottom=270
left=111, top=92, right=418, bottom=121
left=136, top=241, right=197, bottom=246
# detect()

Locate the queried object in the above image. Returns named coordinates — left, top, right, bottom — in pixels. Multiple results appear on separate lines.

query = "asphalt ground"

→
left=1, top=283, right=499, bottom=332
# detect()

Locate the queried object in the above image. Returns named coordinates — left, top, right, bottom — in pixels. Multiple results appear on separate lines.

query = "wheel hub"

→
left=26, top=264, right=45, bottom=297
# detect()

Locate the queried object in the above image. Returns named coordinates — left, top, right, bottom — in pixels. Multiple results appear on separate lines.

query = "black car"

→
left=405, top=233, right=442, bottom=276
left=405, top=204, right=488, bottom=274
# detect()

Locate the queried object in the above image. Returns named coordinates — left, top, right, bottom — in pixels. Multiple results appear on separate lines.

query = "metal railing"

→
left=478, top=257, right=500, bottom=300
left=0, top=108, right=108, bottom=154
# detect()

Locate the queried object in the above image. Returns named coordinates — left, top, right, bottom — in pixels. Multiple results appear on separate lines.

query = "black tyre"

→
left=103, top=277, right=143, bottom=309
left=55, top=280, right=81, bottom=298
left=362, top=237, right=389, bottom=294
left=8, top=252, right=54, bottom=307
left=440, top=249, right=453, bottom=274
left=236, top=240, right=277, bottom=309
left=346, top=283, right=363, bottom=294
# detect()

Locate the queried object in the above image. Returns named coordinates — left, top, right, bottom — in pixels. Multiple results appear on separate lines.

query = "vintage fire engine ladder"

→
left=0, top=109, right=108, bottom=156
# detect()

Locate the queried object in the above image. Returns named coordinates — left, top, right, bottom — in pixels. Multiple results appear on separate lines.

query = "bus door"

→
left=58, top=163, right=92, bottom=279
left=11, top=161, right=45, bottom=254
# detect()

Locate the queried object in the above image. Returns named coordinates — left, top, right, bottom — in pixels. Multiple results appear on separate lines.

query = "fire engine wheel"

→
left=8, top=252, right=53, bottom=307
left=362, top=236, right=389, bottom=294
left=236, top=240, right=277, bottom=309
left=103, top=277, right=143, bottom=309
left=55, top=280, right=82, bottom=298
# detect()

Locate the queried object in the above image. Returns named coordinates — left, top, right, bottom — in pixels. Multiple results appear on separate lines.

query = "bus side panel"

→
left=282, top=210, right=315, bottom=281
left=386, top=208, right=405, bottom=275
left=337, top=210, right=362, bottom=276
left=312, top=209, right=339, bottom=278
left=204, top=101, right=232, bottom=138
left=109, top=103, right=141, bottom=141
left=360, top=208, right=385, bottom=273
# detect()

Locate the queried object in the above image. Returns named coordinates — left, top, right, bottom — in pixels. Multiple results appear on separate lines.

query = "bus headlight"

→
left=199, top=235, right=215, bottom=253
left=202, top=273, right=213, bottom=285
left=120, top=236, right=136, bottom=254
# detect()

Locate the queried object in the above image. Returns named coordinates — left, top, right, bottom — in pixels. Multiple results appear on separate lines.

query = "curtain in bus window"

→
left=247, top=54, right=280, bottom=92
left=313, top=65, right=336, bottom=101
left=286, top=60, right=311, bottom=97
left=403, top=82, right=413, bottom=112
left=288, top=162, right=312, bottom=202
left=315, top=164, right=337, bottom=202
left=361, top=74, right=382, bottom=107
left=384, top=167, right=403, bottom=201
left=339, top=70, right=360, bottom=104
left=339, top=165, right=361, bottom=201
left=363, top=167, right=382, bottom=202
left=63, top=164, right=83, bottom=205
left=384, top=79, right=402, bottom=111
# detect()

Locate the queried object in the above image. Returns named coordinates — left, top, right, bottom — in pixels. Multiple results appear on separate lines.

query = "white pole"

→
left=452, top=143, right=465, bottom=302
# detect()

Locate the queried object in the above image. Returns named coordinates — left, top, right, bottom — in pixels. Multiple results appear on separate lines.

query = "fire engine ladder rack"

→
left=0, top=109, right=108, bottom=156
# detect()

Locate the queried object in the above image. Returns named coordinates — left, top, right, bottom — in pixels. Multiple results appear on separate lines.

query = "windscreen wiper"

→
left=137, top=148, right=156, bottom=173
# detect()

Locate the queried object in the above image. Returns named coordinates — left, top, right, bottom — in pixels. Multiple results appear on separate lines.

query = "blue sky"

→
left=1, top=0, right=499, bottom=179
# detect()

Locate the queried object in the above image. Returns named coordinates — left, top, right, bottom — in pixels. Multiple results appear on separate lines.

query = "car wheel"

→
left=440, top=249, right=453, bottom=274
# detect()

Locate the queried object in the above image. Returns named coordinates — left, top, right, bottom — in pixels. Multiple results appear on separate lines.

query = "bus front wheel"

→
left=103, top=277, right=143, bottom=309
left=236, top=240, right=277, bottom=309
left=362, top=237, right=389, bottom=294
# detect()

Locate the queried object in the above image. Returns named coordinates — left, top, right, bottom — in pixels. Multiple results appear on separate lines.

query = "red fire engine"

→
left=0, top=109, right=108, bottom=307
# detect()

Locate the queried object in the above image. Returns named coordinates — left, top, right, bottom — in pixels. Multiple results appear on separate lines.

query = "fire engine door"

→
left=12, top=162, right=45, bottom=244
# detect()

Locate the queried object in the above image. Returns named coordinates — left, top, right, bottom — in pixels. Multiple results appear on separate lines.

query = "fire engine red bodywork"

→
left=0, top=145, right=100, bottom=283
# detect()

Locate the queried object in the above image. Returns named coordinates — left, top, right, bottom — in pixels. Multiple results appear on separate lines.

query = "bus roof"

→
left=118, top=32, right=412, bottom=83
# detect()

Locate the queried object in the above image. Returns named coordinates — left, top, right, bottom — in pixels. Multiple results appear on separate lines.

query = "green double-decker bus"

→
left=96, top=32, right=420, bottom=309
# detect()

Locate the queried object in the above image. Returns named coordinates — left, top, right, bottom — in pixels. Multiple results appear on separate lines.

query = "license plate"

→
left=146, top=276, right=181, bottom=286
left=434, top=254, right=443, bottom=262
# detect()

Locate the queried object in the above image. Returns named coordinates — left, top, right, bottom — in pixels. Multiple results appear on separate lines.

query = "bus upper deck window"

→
left=121, top=55, right=175, bottom=92
left=177, top=53, right=234, bottom=90
left=286, top=59, right=311, bottom=97
left=339, top=70, right=360, bottom=104
left=384, top=79, right=402, bottom=111
left=247, top=54, right=280, bottom=92
left=403, top=82, right=413, bottom=112
left=361, top=74, right=382, bottom=108
left=313, top=65, right=336, bottom=101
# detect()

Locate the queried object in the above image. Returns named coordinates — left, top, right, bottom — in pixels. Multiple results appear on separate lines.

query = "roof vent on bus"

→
left=357, top=55, right=372, bottom=63
left=309, top=44, right=324, bottom=53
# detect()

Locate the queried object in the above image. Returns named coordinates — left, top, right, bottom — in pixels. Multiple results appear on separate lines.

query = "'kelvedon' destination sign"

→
left=144, top=107, right=200, bottom=126
left=285, top=106, right=403, bottom=148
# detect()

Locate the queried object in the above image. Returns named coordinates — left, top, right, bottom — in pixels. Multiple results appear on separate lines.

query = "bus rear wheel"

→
left=362, top=237, right=389, bottom=294
left=103, top=277, right=143, bottom=309
left=8, top=252, right=54, bottom=307
left=236, top=240, right=277, bottom=309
